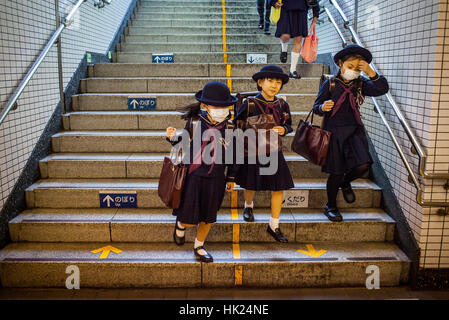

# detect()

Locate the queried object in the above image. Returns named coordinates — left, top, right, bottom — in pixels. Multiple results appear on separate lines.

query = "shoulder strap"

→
left=247, top=97, right=256, bottom=116
left=328, top=76, right=336, bottom=95
left=189, top=117, right=200, bottom=141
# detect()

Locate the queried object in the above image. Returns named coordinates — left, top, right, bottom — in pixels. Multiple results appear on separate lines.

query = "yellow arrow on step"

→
left=297, top=244, right=327, bottom=258
left=91, top=245, right=123, bottom=259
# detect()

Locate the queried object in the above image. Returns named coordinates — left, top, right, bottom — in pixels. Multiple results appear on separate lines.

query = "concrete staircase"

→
left=0, top=0, right=410, bottom=288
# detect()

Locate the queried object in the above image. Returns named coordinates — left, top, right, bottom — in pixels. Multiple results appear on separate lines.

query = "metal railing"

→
left=0, top=0, right=113, bottom=127
left=323, top=0, right=449, bottom=209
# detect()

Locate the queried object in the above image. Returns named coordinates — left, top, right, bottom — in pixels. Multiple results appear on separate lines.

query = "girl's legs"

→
left=267, top=190, right=288, bottom=242
left=326, top=174, right=344, bottom=209
left=194, top=222, right=214, bottom=262
left=244, top=189, right=256, bottom=222
left=344, top=163, right=370, bottom=184
left=280, top=34, right=290, bottom=63
left=290, top=36, right=303, bottom=76
left=341, top=162, right=371, bottom=203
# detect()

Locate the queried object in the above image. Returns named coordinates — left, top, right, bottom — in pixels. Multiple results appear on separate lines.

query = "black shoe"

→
left=194, top=246, right=213, bottom=263
left=266, top=225, right=288, bottom=243
left=289, top=71, right=301, bottom=79
left=280, top=51, right=287, bottom=63
left=264, top=29, right=271, bottom=35
left=173, top=220, right=186, bottom=246
left=341, top=181, right=356, bottom=203
left=243, top=207, right=254, bottom=222
left=324, top=204, right=343, bottom=222
left=258, top=20, right=264, bottom=29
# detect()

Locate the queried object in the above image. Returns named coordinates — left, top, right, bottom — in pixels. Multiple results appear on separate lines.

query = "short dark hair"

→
left=256, top=77, right=284, bottom=91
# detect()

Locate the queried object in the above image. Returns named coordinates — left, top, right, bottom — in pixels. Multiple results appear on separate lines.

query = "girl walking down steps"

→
left=165, top=81, right=239, bottom=263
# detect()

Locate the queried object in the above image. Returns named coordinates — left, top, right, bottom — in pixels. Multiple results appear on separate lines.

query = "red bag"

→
left=301, top=23, right=318, bottom=63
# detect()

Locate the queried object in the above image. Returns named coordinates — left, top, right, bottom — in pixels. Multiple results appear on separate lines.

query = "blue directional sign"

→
left=128, top=97, right=157, bottom=110
left=100, top=192, right=137, bottom=208
left=152, top=53, right=174, bottom=64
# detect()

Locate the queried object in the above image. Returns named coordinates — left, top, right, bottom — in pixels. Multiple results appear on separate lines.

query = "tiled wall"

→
left=315, top=0, right=448, bottom=268
left=0, top=1, right=133, bottom=208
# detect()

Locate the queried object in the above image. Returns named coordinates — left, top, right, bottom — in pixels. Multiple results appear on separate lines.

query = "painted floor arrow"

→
left=297, top=244, right=327, bottom=258
left=91, top=245, right=123, bottom=259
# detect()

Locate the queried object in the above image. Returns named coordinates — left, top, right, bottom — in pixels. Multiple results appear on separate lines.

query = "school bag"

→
left=235, top=92, right=288, bottom=157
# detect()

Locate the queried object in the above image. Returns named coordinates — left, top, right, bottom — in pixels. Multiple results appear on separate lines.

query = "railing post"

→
left=55, top=0, right=66, bottom=114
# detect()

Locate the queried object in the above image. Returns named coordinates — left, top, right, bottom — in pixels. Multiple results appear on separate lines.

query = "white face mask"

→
left=341, top=68, right=360, bottom=81
left=206, top=107, right=230, bottom=123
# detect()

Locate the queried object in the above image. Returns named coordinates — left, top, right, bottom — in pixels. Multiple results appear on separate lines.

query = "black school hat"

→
left=333, top=44, right=373, bottom=64
left=194, top=81, right=238, bottom=107
left=252, top=64, right=289, bottom=84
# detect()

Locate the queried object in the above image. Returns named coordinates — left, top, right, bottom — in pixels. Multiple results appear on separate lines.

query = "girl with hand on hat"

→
left=165, top=81, right=239, bottom=263
left=313, top=45, right=389, bottom=222
left=234, top=65, right=294, bottom=243
left=270, top=0, right=320, bottom=79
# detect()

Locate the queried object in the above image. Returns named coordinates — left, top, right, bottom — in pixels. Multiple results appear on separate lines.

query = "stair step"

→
left=137, top=6, right=256, bottom=13
left=135, top=13, right=259, bottom=20
left=62, top=111, right=320, bottom=131
left=141, top=0, right=257, bottom=5
left=118, top=43, right=290, bottom=53
left=24, top=179, right=381, bottom=209
left=50, top=130, right=302, bottom=153
left=79, top=77, right=320, bottom=94
left=114, top=52, right=296, bottom=63
left=9, top=208, right=395, bottom=243
left=72, top=93, right=317, bottom=112
left=39, top=152, right=327, bottom=179
left=131, top=19, right=275, bottom=28
left=126, top=26, right=275, bottom=35
left=87, top=63, right=324, bottom=78
left=123, top=34, right=281, bottom=44
left=0, top=242, right=410, bottom=288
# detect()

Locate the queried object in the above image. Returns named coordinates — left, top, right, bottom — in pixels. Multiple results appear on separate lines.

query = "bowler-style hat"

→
left=252, top=64, right=289, bottom=84
left=195, top=81, right=238, bottom=107
left=333, top=44, right=373, bottom=64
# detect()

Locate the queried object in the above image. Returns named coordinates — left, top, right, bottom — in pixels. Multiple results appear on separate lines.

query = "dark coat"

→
left=166, top=112, right=239, bottom=182
left=312, top=72, right=389, bottom=174
left=233, top=93, right=294, bottom=191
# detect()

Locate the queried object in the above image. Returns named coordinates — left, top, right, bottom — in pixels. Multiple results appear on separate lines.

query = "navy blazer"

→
left=234, top=93, right=293, bottom=137
left=270, top=0, right=320, bottom=17
left=166, top=113, right=239, bottom=182
left=313, top=72, right=389, bottom=128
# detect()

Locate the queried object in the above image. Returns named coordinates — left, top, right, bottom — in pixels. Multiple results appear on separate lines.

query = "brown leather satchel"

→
left=158, top=150, right=187, bottom=209
left=158, top=119, right=199, bottom=209
left=236, top=98, right=283, bottom=157
left=291, top=108, right=331, bottom=166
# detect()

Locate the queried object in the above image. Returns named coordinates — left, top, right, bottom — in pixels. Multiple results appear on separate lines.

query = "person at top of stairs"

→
left=257, top=0, right=272, bottom=35
left=313, top=44, right=389, bottom=222
left=270, top=0, right=319, bottom=78
left=234, top=65, right=294, bottom=243
left=165, top=81, right=239, bottom=263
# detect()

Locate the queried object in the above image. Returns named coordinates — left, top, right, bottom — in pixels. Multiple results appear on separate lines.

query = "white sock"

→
left=176, top=221, right=185, bottom=238
left=244, top=201, right=254, bottom=209
left=194, top=238, right=207, bottom=255
left=290, top=52, right=300, bottom=73
left=281, top=41, right=288, bottom=52
left=269, top=217, right=279, bottom=231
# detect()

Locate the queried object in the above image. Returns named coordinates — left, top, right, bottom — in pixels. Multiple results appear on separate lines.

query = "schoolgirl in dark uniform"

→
left=234, top=65, right=294, bottom=242
left=165, top=81, right=238, bottom=262
left=270, top=0, right=319, bottom=78
left=313, top=44, right=389, bottom=222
